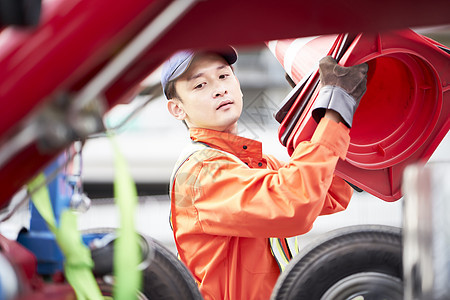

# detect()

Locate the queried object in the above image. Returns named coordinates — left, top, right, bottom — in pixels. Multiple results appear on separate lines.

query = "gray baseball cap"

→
left=161, top=46, right=237, bottom=99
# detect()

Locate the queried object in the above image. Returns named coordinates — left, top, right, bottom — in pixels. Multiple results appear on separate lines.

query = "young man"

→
left=162, top=46, right=368, bottom=299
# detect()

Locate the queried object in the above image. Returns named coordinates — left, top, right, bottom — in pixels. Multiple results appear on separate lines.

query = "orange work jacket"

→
left=170, top=117, right=353, bottom=300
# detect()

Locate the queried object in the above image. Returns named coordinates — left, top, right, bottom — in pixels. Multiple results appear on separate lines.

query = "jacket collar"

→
left=189, top=127, right=263, bottom=163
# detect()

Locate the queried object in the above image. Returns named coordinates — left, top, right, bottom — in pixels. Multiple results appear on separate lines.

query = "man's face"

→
left=169, top=53, right=243, bottom=134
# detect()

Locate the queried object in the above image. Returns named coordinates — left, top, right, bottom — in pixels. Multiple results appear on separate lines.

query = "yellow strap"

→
left=28, top=174, right=103, bottom=300
left=109, top=133, right=142, bottom=299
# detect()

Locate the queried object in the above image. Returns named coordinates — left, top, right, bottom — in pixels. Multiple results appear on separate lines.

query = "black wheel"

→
left=84, top=228, right=203, bottom=300
left=271, top=225, right=403, bottom=300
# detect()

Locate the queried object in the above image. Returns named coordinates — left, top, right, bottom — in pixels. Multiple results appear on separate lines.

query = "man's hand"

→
left=319, top=56, right=368, bottom=108
left=312, top=56, right=369, bottom=128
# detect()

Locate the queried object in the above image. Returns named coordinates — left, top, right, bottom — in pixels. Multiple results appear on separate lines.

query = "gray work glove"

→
left=312, top=56, right=369, bottom=127
left=319, top=56, right=368, bottom=107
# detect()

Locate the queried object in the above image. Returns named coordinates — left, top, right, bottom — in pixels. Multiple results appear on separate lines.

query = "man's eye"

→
left=219, top=74, right=229, bottom=79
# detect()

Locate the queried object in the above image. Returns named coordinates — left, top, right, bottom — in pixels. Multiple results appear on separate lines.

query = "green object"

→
left=28, top=173, right=103, bottom=300
left=28, top=134, right=142, bottom=299
left=109, top=133, right=142, bottom=299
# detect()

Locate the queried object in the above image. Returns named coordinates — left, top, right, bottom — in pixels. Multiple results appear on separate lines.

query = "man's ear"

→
left=167, top=99, right=186, bottom=120
left=233, top=72, right=244, bottom=98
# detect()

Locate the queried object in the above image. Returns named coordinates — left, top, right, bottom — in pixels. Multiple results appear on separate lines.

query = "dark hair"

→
left=165, top=80, right=179, bottom=101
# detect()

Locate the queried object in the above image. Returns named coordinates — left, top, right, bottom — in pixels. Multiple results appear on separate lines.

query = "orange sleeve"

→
left=176, top=118, right=351, bottom=238
left=266, top=152, right=354, bottom=216
left=265, top=150, right=353, bottom=216
left=319, top=175, right=353, bottom=215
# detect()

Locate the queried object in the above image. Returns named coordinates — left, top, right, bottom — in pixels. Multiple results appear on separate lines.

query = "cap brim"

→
left=171, top=46, right=237, bottom=83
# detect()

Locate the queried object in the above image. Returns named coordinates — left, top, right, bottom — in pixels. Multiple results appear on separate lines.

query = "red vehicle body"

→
left=0, top=0, right=449, bottom=298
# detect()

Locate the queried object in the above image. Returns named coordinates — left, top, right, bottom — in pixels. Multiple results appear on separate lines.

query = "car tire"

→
left=84, top=228, right=203, bottom=300
left=271, top=225, right=403, bottom=300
